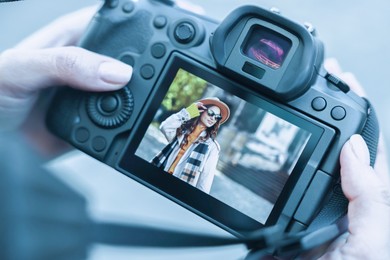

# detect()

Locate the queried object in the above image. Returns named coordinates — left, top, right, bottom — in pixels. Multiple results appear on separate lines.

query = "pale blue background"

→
left=1, top=1, right=390, bottom=259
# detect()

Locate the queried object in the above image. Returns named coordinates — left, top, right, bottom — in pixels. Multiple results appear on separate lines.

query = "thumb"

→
left=0, top=46, right=133, bottom=95
left=339, top=134, right=372, bottom=200
left=341, top=134, right=370, bottom=168
left=339, top=138, right=390, bottom=259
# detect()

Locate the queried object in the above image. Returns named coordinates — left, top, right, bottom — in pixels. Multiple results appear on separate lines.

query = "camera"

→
left=46, top=0, right=377, bottom=240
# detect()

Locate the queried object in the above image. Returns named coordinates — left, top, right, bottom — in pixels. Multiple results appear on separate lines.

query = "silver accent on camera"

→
left=303, top=22, right=316, bottom=34
left=270, top=7, right=281, bottom=14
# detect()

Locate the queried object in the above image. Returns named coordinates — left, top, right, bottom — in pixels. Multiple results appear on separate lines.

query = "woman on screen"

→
left=152, top=97, right=230, bottom=193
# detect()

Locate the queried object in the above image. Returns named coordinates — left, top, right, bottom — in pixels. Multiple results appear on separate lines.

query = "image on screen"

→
left=243, top=25, right=292, bottom=69
left=134, top=68, right=310, bottom=224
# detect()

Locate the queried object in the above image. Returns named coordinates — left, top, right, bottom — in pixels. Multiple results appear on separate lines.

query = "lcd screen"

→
left=133, top=68, right=311, bottom=224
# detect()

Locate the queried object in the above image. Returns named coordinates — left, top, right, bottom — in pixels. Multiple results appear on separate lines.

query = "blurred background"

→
left=1, top=0, right=389, bottom=259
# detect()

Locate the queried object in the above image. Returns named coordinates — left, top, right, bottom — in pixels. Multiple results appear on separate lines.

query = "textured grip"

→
left=361, top=98, right=379, bottom=167
left=46, top=88, right=83, bottom=140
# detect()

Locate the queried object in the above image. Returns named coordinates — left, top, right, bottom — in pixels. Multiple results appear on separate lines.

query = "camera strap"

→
left=88, top=99, right=379, bottom=257
left=90, top=217, right=347, bottom=258
left=1, top=97, right=379, bottom=259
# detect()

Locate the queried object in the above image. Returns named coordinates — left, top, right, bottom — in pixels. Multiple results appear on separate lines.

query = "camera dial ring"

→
left=86, top=87, right=134, bottom=128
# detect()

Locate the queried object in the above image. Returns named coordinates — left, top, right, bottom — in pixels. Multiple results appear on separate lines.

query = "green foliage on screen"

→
left=161, top=69, right=207, bottom=111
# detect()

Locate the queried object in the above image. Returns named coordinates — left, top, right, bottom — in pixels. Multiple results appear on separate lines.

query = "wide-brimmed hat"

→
left=198, top=97, right=230, bottom=124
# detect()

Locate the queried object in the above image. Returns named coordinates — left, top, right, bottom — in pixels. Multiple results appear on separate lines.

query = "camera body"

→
left=47, top=0, right=371, bottom=237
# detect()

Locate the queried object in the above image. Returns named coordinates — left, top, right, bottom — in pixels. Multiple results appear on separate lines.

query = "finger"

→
left=348, top=134, right=371, bottom=166
left=324, top=57, right=343, bottom=75
left=340, top=135, right=390, bottom=258
left=0, top=46, right=132, bottom=95
left=340, top=135, right=371, bottom=175
left=340, top=134, right=390, bottom=205
left=339, top=135, right=371, bottom=200
left=15, top=5, right=99, bottom=49
left=339, top=72, right=366, bottom=97
left=198, top=103, right=207, bottom=110
left=374, top=134, right=390, bottom=184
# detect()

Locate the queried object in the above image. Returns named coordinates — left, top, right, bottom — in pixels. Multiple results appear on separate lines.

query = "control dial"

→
left=87, top=87, right=134, bottom=128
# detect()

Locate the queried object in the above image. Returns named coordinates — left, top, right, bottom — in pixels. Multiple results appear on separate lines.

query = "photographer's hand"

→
left=317, top=59, right=390, bottom=259
left=0, top=6, right=132, bottom=156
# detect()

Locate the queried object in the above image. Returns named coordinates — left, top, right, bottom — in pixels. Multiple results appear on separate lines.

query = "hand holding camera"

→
left=0, top=6, right=132, bottom=157
left=1, top=0, right=388, bottom=258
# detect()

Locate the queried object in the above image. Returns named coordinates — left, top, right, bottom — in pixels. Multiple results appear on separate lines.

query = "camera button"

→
left=174, top=22, right=195, bottom=44
left=119, top=54, right=135, bottom=67
left=87, top=88, right=134, bottom=128
left=92, top=136, right=107, bottom=152
left=311, top=97, right=327, bottom=111
left=157, top=0, right=175, bottom=5
left=141, top=64, right=155, bottom=79
left=75, top=127, right=90, bottom=143
left=325, top=73, right=350, bottom=93
left=100, top=95, right=119, bottom=113
left=154, top=15, right=168, bottom=29
left=151, top=43, right=166, bottom=59
left=331, top=106, right=346, bottom=120
left=107, top=0, right=119, bottom=8
left=122, top=1, right=135, bottom=13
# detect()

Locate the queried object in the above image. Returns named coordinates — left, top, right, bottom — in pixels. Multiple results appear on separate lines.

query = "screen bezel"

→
left=118, top=53, right=335, bottom=235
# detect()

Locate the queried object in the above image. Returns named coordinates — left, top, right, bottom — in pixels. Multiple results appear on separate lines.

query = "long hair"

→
left=176, top=107, right=220, bottom=148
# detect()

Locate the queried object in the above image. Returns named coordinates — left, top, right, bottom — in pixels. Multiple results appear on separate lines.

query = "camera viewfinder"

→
left=243, top=26, right=292, bottom=69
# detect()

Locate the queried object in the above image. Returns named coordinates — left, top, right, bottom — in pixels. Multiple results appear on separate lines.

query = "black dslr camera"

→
left=47, top=0, right=379, bottom=252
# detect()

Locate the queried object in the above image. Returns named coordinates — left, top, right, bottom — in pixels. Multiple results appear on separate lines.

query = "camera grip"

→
left=361, top=99, right=379, bottom=166
left=46, top=88, right=84, bottom=140
left=308, top=98, right=379, bottom=230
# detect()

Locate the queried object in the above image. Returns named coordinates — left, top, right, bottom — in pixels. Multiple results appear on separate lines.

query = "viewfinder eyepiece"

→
left=243, top=26, right=292, bottom=69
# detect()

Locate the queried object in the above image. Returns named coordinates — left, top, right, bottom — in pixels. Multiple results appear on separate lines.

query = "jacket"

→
left=157, top=108, right=220, bottom=193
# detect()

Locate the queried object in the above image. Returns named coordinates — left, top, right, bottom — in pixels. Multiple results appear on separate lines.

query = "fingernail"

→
left=349, top=134, right=370, bottom=164
left=98, top=61, right=132, bottom=85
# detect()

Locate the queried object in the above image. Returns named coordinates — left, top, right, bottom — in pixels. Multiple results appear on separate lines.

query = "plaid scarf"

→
left=152, top=138, right=209, bottom=186
left=151, top=138, right=179, bottom=168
